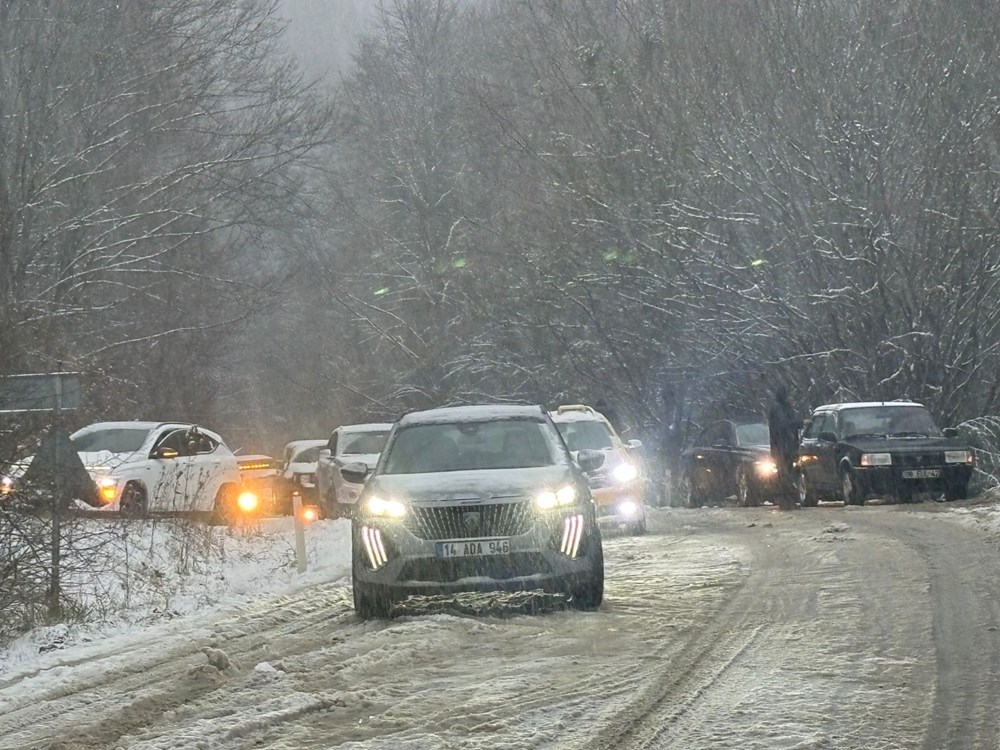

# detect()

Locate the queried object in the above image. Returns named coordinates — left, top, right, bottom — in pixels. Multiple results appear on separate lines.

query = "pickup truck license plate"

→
left=435, top=539, right=510, bottom=558
left=902, top=469, right=940, bottom=479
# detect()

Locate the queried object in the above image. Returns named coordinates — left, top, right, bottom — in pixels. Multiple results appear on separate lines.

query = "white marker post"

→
left=292, top=490, right=307, bottom=573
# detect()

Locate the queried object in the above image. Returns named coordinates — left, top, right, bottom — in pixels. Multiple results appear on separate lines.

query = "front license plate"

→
left=435, top=539, right=510, bottom=558
left=902, top=469, right=940, bottom=479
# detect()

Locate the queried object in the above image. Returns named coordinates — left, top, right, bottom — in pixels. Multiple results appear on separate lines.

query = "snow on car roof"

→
left=399, top=404, right=545, bottom=425
left=340, top=422, right=394, bottom=434
left=70, top=421, right=225, bottom=442
left=548, top=409, right=610, bottom=424
left=814, top=401, right=924, bottom=411
left=284, top=439, right=327, bottom=450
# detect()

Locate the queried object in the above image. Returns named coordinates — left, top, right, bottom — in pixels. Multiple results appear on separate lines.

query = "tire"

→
left=944, top=480, right=969, bottom=502
left=119, top=482, right=147, bottom=518
left=569, top=536, right=604, bottom=610
left=631, top=517, right=647, bottom=536
left=797, top=472, right=819, bottom=508
left=352, top=558, right=392, bottom=619
left=210, top=484, right=238, bottom=526
left=840, top=466, right=866, bottom=506
left=737, top=467, right=760, bottom=507
left=680, top=473, right=704, bottom=509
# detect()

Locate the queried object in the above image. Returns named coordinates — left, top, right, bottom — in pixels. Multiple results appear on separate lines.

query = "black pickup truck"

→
left=796, top=401, right=975, bottom=506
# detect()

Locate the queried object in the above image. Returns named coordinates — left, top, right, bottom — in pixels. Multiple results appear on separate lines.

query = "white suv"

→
left=71, top=421, right=241, bottom=519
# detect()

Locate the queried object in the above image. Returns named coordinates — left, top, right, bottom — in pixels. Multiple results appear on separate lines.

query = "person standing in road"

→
left=768, top=384, right=803, bottom=510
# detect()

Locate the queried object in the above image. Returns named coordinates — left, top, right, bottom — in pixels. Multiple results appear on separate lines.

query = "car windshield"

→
left=382, top=419, right=555, bottom=474
left=840, top=406, right=942, bottom=438
left=339, top=430, right=389, bottom=455
left=555, top=420, right=613, bottom=451
left=735, top=423, right=770, bottom=446
left=291, top=446, right=322, bottom=463
left=71, top=428, right=150, bottom=453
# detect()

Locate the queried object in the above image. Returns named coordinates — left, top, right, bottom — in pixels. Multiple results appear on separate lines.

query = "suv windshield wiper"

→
left=843, top=433, right=887, bottom=440
left=887, top=431, right=930, bottom=438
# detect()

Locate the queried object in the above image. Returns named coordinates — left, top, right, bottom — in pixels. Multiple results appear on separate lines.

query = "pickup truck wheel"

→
left=680, top=473, right=703, bottom=509
left=944, top=480, right=969, bottom=502
left=120, top=482, right=147, bottom=518
left=841, top=467, right=866, bottom=506
left=737, top=467, right=760, bottom=507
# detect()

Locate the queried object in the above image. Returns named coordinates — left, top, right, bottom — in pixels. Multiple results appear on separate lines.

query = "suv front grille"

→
left=404, top=501, right=534, bottom=540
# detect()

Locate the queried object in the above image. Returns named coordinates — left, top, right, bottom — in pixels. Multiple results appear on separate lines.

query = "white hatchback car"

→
left=71, top=421, right=242, bottom=519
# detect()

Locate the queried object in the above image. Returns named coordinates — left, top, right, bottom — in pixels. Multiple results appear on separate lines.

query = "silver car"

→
left=345, top=404, right=606, bottom=618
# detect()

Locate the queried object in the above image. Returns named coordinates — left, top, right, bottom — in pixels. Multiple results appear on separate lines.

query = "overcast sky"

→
left=278, top=0, right=379, bottom=79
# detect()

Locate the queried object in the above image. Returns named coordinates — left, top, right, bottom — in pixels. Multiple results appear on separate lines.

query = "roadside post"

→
left=292, top=490, right=307, bottom=573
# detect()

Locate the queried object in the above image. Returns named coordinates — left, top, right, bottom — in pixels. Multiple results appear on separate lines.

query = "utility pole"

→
left=48, top=376, right=63, bottom=619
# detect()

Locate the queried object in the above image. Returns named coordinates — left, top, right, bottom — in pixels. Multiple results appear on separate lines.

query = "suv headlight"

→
left=945, top=450, right=974, bottom=465
left=612, top=462, right=638, bottom=483
left=535, top=485, right=577, bottom=510
left=860, top=453, right=892, bottom=466
left=366, top=495, right=406, bottom=518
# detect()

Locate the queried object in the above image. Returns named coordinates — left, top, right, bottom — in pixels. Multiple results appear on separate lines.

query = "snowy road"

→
left=3, top=504, right=1000, bottom=749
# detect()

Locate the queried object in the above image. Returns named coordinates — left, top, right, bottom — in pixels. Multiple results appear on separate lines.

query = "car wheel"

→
left=944, top=481, right=969, bottom=502
left=840, top=467, right=865, bottom=506
left=209, top=484, right=238, bottom=526
left=569, top=536, right=604, bottom=610
left=737, top=467, right=760, bottom=507
left=797, top=472, right=818, bottom=508
left=352, top=563, right=392, bottom=619
left=680, top=473, right=703, bottom=509
left=119, top=482, right=147, bottom=518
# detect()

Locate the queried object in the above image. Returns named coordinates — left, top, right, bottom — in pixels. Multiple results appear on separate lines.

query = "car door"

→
left=801, top=412, right=838, bottom=492
left=148, top=427, right=195, bottom=511
left=187, top=432, right=229, bottom=512
left=689, top=422, right=728, bottom=498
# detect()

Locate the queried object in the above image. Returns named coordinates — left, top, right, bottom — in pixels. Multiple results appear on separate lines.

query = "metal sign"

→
left=0, top=372, right=81, bottom=413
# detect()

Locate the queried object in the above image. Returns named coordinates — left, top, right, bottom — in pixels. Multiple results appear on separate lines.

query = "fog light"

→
left=301, top=505, right=320, bottom=523
left=619, top=500, right=638, bottom=516
left=237, top=491, right=259, bottom=513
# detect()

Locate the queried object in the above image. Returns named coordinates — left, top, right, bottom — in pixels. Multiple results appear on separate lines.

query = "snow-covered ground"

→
left=0, top=516, right=352, bottom=683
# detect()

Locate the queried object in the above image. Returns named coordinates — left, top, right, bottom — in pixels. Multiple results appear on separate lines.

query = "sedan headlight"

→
left=945, top=450, right=974, bottom=465
left=612, top=462, right=638, bottom=483
left=366, top=495, right=407, bottom=518
left=860, top=453, right=892, bottom=466
left=754, top=459, right=778, bottom=477
left=535, top=485, right=577, bottom=510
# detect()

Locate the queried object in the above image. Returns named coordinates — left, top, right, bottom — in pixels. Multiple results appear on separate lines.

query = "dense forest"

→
left=2, top=0, right=998, bottom=455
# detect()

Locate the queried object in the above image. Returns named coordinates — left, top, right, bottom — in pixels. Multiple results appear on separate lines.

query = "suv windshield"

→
left=291, top=446, right=322, bottom=463
left=735, top=423, right=770, bottom=446
left=555, top=421, right=613, bottom=451
left=71, top=428, right=150, bottom=453
left=382, top=420, right=555, bottom=474
left=840, top=406, right=943, bottom=438
left=339, top=430, right=389, bottom=455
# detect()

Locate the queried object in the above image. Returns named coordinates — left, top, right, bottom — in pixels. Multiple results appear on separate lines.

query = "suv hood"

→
left=369, top=465, right=576, bottom=504
left=77, top=450, right=144, bottom=472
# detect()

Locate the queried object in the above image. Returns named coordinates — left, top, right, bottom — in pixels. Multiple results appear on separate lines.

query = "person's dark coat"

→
left=768, top=386, right=803, bottom=468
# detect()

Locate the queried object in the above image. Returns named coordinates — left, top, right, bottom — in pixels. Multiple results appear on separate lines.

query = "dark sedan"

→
left=797, top=401, right=975, bottom=505
left=679, top=420, right=779, bottom=507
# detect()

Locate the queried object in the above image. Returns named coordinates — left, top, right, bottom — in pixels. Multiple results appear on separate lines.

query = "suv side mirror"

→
left=576, top=449, right=605, bottom=473
left=340, top=462, right=369, bottom=485
left=318, top=448, right=331, bottom=459
left=627, top=438, right=643, bottom=450
left=151, top=446, right=179, bottom=460
left=943, top=427, right=959, bottom=438
left=818, top=431, right=838, bottom=443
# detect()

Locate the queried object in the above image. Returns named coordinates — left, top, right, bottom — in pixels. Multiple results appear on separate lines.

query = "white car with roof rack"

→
left=316, top=423, right=393, bottom=518
left=549, top=404, right=648, bottom=535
